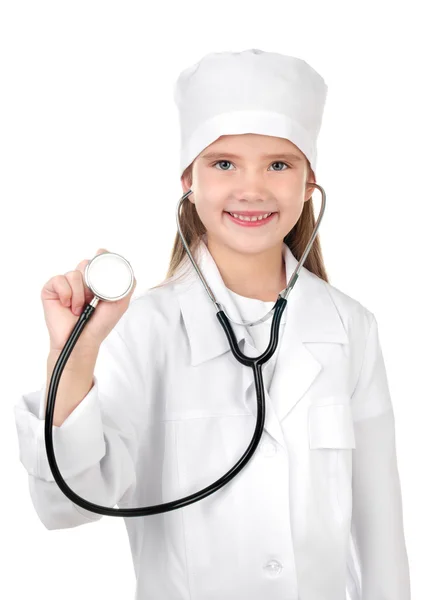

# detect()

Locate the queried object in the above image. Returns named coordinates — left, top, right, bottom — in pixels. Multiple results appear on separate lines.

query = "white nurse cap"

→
left=173, top=48, right=328, bottom=178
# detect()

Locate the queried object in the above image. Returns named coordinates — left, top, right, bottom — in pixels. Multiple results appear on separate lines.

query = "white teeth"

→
left=229, top=212, right=272, bottom=222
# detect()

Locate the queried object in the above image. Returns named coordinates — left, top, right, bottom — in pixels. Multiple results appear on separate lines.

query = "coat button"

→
left=261, top=441, right=277, bottom=457
left=263, top=559, right=283, bottom=576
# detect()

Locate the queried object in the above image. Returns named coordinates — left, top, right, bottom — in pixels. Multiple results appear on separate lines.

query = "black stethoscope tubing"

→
left=44, top=296, right=287, bottom=517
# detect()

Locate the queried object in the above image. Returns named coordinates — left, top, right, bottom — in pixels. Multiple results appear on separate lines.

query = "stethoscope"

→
left=44, top=182, right=326, bottom=518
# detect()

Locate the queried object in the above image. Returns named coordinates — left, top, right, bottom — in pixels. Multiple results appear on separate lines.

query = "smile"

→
left=224, top=211, right=277, bottom=227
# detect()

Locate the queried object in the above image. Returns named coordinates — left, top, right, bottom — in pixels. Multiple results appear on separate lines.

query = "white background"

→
left=1, top=1, right=435, bottom=597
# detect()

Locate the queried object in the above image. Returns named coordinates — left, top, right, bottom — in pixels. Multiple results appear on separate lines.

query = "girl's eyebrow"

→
left=200, top=151, right=303, bottom=162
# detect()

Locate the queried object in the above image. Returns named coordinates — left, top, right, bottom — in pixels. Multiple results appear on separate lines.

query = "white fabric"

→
left=13, top=238, right=411, bottom=600
left=173, top=48, right=328, bottom=177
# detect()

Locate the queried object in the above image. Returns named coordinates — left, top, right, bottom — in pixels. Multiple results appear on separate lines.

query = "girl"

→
left=14, top=49, right=411, bottom=600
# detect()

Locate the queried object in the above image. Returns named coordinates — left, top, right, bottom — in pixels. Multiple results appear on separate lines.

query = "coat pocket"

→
left=307, top=403, right=356, bottom=525
left=308, top=403, right=356, bottom=451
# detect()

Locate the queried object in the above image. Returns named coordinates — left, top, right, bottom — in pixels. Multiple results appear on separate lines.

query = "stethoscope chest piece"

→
left=84, top=251, right=134, bottom=302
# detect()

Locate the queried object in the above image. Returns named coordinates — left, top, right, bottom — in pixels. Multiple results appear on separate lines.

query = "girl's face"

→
left=182, top=133, right=316, bottom=255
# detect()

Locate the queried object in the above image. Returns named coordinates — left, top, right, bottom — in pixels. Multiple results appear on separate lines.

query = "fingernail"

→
left=75, top=307, right=82, bottom=315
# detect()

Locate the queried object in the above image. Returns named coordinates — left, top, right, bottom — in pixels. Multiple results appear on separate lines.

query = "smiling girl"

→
left=15, top=49, right=411, bottom=600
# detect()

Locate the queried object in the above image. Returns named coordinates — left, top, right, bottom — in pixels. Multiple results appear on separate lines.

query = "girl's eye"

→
left=212, top=160, right=289, bottom=171
left=269, top=161, right=289, bottom=171
left=213, top=160, right=235, bottom=171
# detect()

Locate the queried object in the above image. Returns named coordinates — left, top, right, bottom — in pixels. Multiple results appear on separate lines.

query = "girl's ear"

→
left=304, top=184, right=317, bottom=203
left=181, top=174, right=189, bottom=194
left=181, top=173, right=196, bottom=203
left=181, top=174, right=194, bottom=197
left=304, top=172, right=317, bottom=202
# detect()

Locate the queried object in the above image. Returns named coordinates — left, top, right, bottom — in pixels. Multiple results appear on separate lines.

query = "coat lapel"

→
left=175, top=235, right=349, bottom=450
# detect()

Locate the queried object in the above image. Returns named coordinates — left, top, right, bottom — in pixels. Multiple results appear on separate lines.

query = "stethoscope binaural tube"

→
left=44, top=183, right=325, bottom=518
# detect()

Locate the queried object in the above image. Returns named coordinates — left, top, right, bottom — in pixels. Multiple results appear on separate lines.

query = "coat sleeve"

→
left=13, top=309, right=146, bottom=531
left=349, top=312, right=411, bottom=599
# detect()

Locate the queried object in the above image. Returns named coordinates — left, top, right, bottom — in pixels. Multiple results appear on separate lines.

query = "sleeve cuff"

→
left=14, top=374, right=107, bottom=482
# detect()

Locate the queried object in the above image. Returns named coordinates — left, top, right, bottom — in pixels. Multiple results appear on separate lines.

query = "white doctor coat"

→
left=14, top=238, right=411, bottom=600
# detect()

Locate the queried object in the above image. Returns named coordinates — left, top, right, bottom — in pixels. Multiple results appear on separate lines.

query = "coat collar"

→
left=174, top=235, right=349, bottom=449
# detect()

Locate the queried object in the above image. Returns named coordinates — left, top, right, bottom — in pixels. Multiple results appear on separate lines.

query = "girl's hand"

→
left=41, top=248, right=137, bottom=354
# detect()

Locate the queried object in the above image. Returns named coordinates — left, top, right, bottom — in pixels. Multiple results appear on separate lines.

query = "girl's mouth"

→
left=224, top=211, right=277, bottom=227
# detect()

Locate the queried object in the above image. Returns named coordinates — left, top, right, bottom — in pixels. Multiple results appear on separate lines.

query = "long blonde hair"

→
left=151, top=160, right=329, bottom=289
